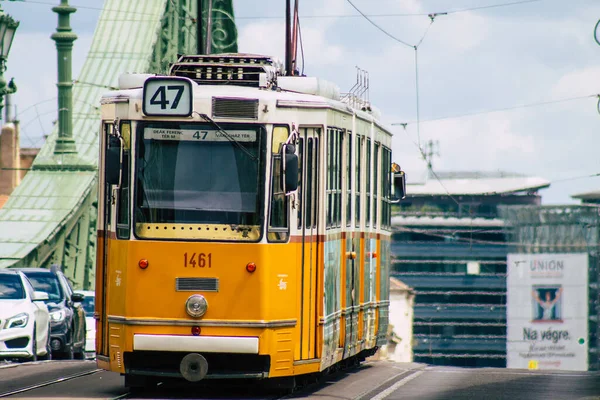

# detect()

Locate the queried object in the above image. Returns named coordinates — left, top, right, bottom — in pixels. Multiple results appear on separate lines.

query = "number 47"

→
left=150, top=85, right=184, bottom=110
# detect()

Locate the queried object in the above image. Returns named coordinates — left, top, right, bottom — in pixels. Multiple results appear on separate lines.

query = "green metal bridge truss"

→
left=0, top=0, right=237, bottom=288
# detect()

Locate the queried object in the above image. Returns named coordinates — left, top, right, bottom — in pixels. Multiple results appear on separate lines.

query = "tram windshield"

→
left=134, top=122, right=265, bottom=239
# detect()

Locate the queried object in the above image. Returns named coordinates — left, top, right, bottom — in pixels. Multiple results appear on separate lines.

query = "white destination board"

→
left=144, top=128, right=257, bottom=142
left=507, top=253, right=589, bottom=371
left=143, top=77, right=193, bottom=116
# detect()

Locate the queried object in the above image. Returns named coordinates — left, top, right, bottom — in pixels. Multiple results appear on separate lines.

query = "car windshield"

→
left=23, top=273, right=62, bottom=302
left=0, top=274, right=25, bottom=300
left=81, top=295, right=95, bottom=315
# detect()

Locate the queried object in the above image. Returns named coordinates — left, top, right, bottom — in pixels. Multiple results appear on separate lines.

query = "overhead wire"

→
left=343, top=0, right=464, bottom=216
left=549, top=172, right=600, bottom=184
left=15, top=0, right=547, bottom=20
left=398, top=123, right=462, bottom=208
left=444, top=0, right=543, bottom=14
left=413, top=20, right=434, bottom=148
left=392, top=94, right=600, bottom=126
left=342, top=0, right=596, bottom=226
left=345, top=0, right=413, bottom=48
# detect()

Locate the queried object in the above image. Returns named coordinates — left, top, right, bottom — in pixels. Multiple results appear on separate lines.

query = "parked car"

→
left=18, top=266, right=86, bottom=359
left=0, top=270, right=51, bottom=361
left=75, top=290, right=95, bottom=358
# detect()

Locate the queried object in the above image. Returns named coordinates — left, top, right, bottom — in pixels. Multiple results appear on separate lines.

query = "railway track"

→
left=0, top=368, right=102, bottom=398
left=0, top=360, right=417, bottom=399
left=0, top=365, right=298, bottom=399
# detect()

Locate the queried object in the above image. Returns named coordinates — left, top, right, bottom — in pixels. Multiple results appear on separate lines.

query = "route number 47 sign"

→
left=143, top=77, right=193, bottom=117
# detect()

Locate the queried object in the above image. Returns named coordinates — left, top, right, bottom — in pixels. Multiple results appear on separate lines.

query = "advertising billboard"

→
left=507, top=253, right=589, bottom=371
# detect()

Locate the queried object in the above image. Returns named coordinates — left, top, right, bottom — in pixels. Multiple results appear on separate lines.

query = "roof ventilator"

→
left=169, top=53, right=282, bottom=89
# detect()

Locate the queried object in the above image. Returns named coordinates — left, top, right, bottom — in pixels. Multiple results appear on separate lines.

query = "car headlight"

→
left=49, top=309, right=66, bottom=322
left=6, top=313, right=29, bottom=329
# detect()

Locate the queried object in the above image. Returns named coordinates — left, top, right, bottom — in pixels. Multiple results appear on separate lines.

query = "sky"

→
left=3, top=0, right=600, bottom=204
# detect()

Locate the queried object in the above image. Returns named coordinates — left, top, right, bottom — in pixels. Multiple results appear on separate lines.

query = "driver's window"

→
left=268, top=126, right=290, bottom=243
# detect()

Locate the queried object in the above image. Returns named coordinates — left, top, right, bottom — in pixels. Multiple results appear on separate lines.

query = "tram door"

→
left=298, top=128, right=320, bottom=360
left=345, top=235, right=358, bottom=357
left=97, top=122, right=118, bottom=358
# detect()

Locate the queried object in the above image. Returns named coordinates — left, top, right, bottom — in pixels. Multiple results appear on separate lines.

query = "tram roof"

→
left=103, top=75, right=392, bottom=133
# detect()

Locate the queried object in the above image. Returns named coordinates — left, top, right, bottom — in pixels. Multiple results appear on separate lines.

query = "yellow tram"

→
left=95, top=54, right=405, bottom=388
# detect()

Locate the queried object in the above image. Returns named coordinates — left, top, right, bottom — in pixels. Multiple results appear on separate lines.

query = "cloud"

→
left=430, top=12, right=490, bottom=52
left=550, top=66, right=600, bottom=99
left=6, top=32, right=93, bottom=143
left=238, top=21, right=345, bottom=70
left=5, top=0, right=600, bottom=205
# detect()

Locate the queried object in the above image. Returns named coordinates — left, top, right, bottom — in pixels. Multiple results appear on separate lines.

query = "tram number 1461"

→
left=184, top=252, right=212, bottom=268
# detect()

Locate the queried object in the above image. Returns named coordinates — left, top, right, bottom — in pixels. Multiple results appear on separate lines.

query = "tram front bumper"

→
left=124, top=335, right=268, bottom=381
left=133, top=334, right=259, bottom=353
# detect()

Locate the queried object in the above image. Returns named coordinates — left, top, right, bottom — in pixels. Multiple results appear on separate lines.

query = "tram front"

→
left=96, top=68, right=300, bottom=386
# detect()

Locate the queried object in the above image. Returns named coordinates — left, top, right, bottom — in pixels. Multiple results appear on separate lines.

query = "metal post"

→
left=5, top=92, right=11, bottom=122
left=52, top=0, right=77, bottom=155
left=285, top=0, right=291, bottom=76
left=0, top=5, right=19, bottom=122
left=204, top=0, right=213, bottom=54
left=197, top=0, right=203, bottom=54
left=291, top=0, right=299, bottom=75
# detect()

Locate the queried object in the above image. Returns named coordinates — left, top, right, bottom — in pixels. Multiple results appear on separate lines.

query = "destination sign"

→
left=144, top=128, right=257, bottom=142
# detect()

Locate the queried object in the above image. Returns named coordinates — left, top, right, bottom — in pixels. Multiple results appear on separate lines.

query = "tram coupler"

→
left=179, top=353, right=209, bottom=382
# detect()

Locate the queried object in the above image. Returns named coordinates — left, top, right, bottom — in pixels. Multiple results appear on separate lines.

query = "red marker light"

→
left=139, top=259, right=149, bottom=269
left=191, top=326, right=201, bottom=336
left=246, top=262, right=257, bottom=273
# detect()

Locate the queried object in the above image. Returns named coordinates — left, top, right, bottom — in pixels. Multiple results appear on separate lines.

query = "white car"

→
left=75, top=290, right=95, bottom=358
left=0, top=270, right=51, bottom=361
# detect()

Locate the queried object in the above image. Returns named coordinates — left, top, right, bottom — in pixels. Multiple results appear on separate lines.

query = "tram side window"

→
left=306, top=135, right=319, bottom=230
left=116, top=122, right=131, bottom=240
left=346, top=132, right=352, bottom=227
left=381, top=146, right=387, bottom=230
left=268, top=126, right=289, bottom=242
left=297, top=137, right=304, bottom=230
left=388, top=149, right=392, bottom=227
left=103, top=123, right=115, bottom=226
left=326, top=128, right=343, bottom=229
left=374, top=143, right=380, bottom=228
left=381, top=146, right=391, bottom=230
left=336, top=131, right=342, bottom=228
left=297, top=131, right=319, bottom=231
left=326, top=130, right=333, bottom=229
left=366, top=138, right=371, bottom=228
left=313, top=136, right=320, bottom=229
left=355, top=135, right=362, bottom=228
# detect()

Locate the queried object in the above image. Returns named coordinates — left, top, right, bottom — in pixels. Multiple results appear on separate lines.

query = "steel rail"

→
left=0, top=368, right=101, bottom=398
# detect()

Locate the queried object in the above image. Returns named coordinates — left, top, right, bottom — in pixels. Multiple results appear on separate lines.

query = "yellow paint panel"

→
left=100, top=233, right=386, bottom=378
left=113, top=241, right=294, bottom=321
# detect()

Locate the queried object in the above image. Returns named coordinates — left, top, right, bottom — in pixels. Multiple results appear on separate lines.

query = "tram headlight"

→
left=185, top=294, right=208, bottom=318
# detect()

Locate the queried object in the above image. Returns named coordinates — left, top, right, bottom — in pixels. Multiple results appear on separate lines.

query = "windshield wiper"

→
left=196, top=113, right=259, bottom=162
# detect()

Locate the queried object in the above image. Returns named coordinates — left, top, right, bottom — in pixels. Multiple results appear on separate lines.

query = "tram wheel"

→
left=263, top=376, right=296, bottom=395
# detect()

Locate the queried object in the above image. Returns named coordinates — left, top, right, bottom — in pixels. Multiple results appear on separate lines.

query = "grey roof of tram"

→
left=0, top=0, right=167, bottom=268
